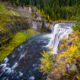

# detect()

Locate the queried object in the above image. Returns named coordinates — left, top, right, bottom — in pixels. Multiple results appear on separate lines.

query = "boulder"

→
left=66, top=63, right=78, bottom=75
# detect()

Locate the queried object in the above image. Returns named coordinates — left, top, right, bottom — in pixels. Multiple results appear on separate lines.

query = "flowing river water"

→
left=0, top=23, right=74, bottom=80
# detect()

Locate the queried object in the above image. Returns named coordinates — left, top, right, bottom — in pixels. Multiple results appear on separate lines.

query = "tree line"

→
left=6, top=0, right=80, bottom=20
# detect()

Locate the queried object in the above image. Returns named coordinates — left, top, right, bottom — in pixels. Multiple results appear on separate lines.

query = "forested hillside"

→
left=6, top=0, right=80, bottom=20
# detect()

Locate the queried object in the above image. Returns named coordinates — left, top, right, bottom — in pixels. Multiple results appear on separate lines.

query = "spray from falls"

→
left=48, top=23, right=73, bottom=54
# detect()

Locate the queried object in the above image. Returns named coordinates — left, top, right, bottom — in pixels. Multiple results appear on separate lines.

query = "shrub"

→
left=40, top=51, right=54, bottom=74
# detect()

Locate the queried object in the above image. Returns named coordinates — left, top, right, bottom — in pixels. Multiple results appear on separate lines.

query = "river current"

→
left=0, top=23, right=74, bottom=80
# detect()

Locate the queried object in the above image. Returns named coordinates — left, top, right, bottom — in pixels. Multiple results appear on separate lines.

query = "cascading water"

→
left=48, top=23, right=73, bottom=54
left=0, top=23, right=74, bottom=80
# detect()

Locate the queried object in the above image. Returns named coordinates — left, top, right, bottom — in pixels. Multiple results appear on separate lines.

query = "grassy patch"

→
left=0, top=2, right=31, bottom=45
left=0, top=29, right=39, bottom=62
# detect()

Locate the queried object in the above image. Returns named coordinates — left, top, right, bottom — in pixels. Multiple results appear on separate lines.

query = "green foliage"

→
left=6, top=0, right=80, bottom=20
left=0, top=2, right=20, bottom=32
left=0, top=2, right=40, bottom=62
left=40, top=30, right=80, bottom=79
left=46, top=31, right=80, bottom=80
left=55, top=31, right=80, bottom=79
left=0, top=2, right=19, bottom=16
left=0, top=2, right=7, bottom=14
left=40, top=51, right=54, bottom=74
left=41, top=21, right=47, bottom=32
left=72, top=16, right=80, bottom=32
left=0, top=29, right=39, bottom=62
left=11, top=29, right=39, bottom=44
left=0, top=2, right=8, bottom=30
left=0, top=2, right=30, bottom=44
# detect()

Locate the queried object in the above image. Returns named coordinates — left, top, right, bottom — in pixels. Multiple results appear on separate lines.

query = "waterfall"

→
left=0, top=23, right=74, bottom=80
left=47, top=23, right=73, bottom=54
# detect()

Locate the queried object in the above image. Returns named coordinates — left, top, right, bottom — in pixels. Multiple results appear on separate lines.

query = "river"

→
left=0, top=23, right=74, bottom=80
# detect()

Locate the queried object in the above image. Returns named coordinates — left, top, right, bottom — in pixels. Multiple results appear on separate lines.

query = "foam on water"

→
left=19, top=72, right=23, bottom=77
left=0, top=23, right=74, bottom=80
left=12, top=62, right=18, bottom=69
left=47, top=23, right=73, bottom=54
left=29, top=76, right=35, bottom=80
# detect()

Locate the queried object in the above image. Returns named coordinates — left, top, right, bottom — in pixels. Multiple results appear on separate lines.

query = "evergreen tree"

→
left=6, top=0, right=80, bottom=20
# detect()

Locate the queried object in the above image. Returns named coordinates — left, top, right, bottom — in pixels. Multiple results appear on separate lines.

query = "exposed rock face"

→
left=0, top=6, right=52, bottom=47
left=31, top=21, right=51, bottom=32
left=0, top=16, right=31, bottom=46
left=66, top=63, right=78, bottom=75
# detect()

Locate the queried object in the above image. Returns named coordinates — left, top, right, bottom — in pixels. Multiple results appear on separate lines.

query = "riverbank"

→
left=0, top=2, right=52, bottom=62
left=0, top=2, right=40, bottom=62
left=0, top=29, right=39, bottom=62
